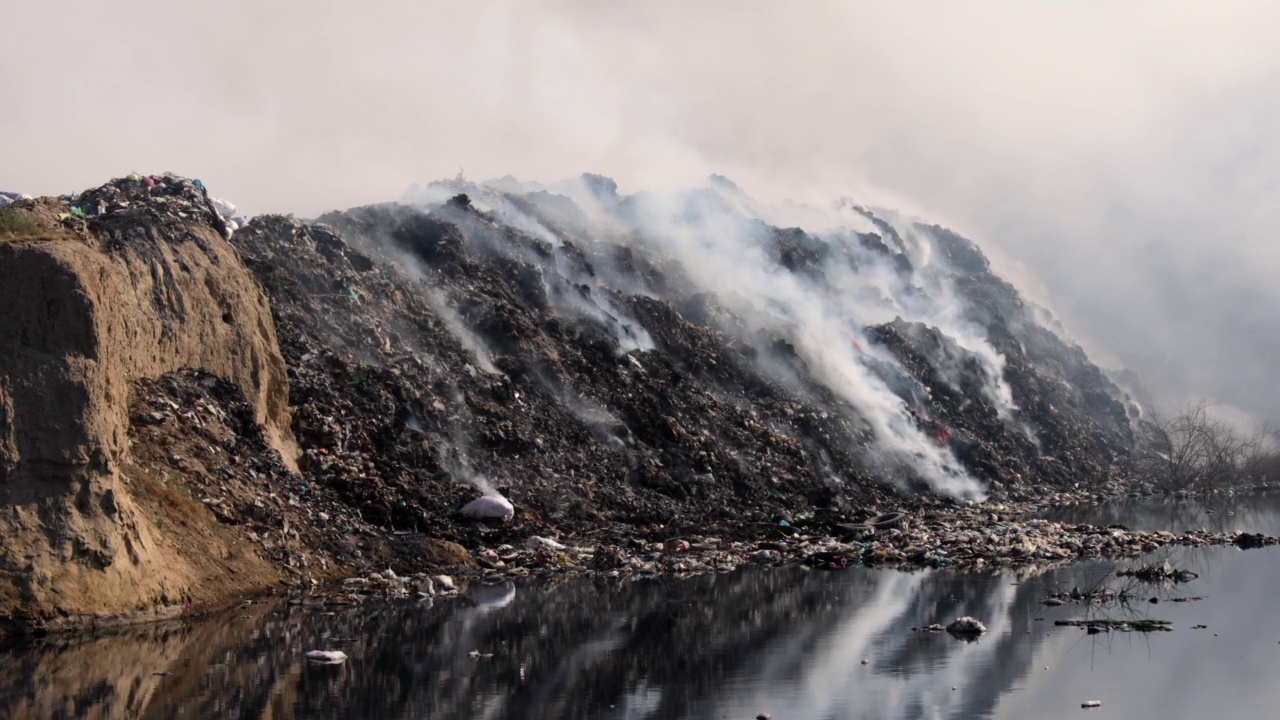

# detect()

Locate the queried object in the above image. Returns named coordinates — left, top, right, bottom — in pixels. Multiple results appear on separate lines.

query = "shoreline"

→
left=6, top=490, right=1275, bottom=640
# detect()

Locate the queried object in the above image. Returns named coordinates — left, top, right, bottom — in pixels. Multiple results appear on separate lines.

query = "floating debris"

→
left=946, top=616, right=987, bottom=637
left=1117, top=560, right=1198, bottom=583
left=1055, top=619, right=1172, bottom=632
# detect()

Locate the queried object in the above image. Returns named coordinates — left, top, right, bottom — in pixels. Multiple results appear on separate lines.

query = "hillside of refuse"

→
left=0, top=172, right=1147, bottom=633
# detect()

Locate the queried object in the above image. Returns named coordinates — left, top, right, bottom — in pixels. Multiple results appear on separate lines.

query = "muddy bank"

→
left=0, top=173, right=1234, bottom=633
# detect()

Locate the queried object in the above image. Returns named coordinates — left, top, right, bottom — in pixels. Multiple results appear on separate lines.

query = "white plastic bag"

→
left=305, top=650, right=348, bottom=664
left=0, top=192, right=31, bottom=208
left=460, top=494, right=515, bottom=521
left=524, top=536, right=566, bottom=551
left=210, top=196, right=238, bottom=220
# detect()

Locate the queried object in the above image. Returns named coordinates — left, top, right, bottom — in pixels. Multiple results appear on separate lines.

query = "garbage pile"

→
left=53, top=173, right=239, bottom=239
left=127, top=369, right=387, bottom=577
left=227, top=208, right=906, bottom=556
left=129, top=364, right=1280, bottom=582
left=100, top=171, right=1275, bottom=585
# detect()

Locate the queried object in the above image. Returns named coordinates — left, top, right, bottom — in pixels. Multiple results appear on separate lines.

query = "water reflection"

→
left=1040, top=492, right=1280, bottom=535
left=466, top=581, right=517, bottom=612
left=4, top=520, right=1280, bottom=719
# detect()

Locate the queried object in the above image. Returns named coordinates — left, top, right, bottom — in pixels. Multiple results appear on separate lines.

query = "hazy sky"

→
left=4, top=1, right=1278, bottom=421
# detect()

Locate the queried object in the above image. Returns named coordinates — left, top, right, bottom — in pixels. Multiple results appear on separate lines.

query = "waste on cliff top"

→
left=52, top=172, right=236, bottom=241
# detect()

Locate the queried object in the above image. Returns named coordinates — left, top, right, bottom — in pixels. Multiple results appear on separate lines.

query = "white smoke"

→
left=403, top=179, right=656, bottom=354
left=582, top=181, right=994, bottom=498
left=390, top=171, right=1032, bottom=499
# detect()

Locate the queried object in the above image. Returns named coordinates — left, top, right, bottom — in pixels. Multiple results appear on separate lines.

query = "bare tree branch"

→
left=1134, top=403, right=1275, bottom=494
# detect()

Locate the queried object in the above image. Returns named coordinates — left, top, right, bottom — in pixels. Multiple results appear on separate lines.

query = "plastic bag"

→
left=460, top=494, right=515, bottom=521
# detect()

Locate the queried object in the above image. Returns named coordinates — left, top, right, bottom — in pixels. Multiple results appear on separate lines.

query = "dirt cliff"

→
left=0, top=178, right=297, bottom=633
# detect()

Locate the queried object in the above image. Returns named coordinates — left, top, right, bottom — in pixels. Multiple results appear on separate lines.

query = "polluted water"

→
left=4, top=498, right=1280, bottom=719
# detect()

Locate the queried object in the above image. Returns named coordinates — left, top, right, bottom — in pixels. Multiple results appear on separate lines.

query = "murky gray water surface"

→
left=1040, top=493, right=1280, bottom=535
left=4, top=498, right=1280, bottom=720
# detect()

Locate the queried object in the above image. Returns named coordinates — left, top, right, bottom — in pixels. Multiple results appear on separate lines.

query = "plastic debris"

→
left=946, top=616, right=987, bottom=636
left=0, top=191, right=33, bottom=208
left=62, top=174, right=218, bottom=230
left=207, top=196, right=249, bottom=238
left=461, top=494, right=515, bottom=521
left=305, top=650, right=348, bottom=664
left=524, top=535, right=566, bottom=551
left=210, top=197, right=247, bottom=226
